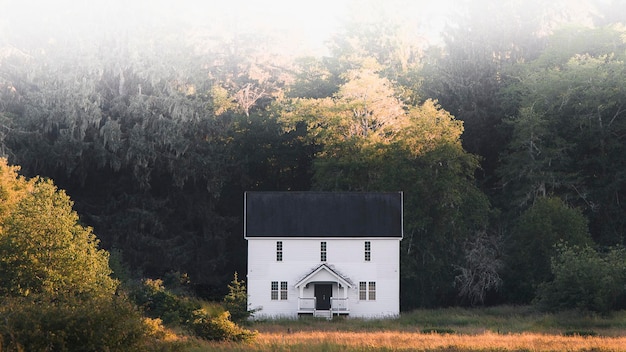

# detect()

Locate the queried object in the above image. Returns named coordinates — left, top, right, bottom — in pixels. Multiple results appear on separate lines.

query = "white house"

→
left=244, top=191, right=403, bottom=319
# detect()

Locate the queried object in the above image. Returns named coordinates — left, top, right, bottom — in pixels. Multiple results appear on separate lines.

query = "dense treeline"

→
left=1, top=0, right=626, bottom=311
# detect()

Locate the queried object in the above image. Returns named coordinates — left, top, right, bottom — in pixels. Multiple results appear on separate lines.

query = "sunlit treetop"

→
left=0, top=158, right=117, bottom=300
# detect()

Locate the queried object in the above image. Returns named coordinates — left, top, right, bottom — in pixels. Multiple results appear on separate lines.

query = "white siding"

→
left=247, top=237, right=400, bottom=319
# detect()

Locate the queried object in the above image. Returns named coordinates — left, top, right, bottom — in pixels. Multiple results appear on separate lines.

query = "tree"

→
left=503, top=197, right=593, bottom=303
left=327, top=0, right=425, bottom=104
left=421, top=0, right=548, bottom=190
left=282, top=65, right=492, bottom=307
left=455, top=231, right=504, bottom=306
left=498, top=25, right=626, bottom=245
left=536, top=243, right=626, bottom=313
left=398, top=143, right=491, bottom=308
left=0, top=159, right=117, bottom=298
left=0, top=18, right=250, bottom=295
left=0, top=160, right=32, bottom=223
left=223, top=272, right=254, bottom=324
left=422, top=0, right=603, bottom=192
left=0, top=158, right=146, bottom=351
left=497, top=106, right=573, bottom=209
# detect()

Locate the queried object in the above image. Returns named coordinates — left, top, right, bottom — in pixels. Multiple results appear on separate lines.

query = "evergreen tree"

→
left=223, top=272, right=254, bottom=324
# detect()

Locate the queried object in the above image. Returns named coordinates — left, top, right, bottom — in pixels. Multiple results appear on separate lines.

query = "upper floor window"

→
left=276, top=241, right=283, bottom=261
left=364, top=241, right=371, bottom=261
left=320, top=241, right=327, bottom=262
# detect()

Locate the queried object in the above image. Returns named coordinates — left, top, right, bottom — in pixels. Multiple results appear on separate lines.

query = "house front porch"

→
left=297, top=296, right=350, bottom=316
left=294, top=263, right=354, bottom=318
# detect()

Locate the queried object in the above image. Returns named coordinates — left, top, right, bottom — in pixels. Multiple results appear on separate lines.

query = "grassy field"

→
left=199, top=331, right=626, bottom=351
left=174, top=306, right=626, bottom=351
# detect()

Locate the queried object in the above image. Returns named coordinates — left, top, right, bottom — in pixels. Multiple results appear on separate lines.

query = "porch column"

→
left=298, top=285, right=305, bottom=310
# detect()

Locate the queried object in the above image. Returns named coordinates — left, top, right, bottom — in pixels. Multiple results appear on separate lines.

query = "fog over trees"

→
left=1, top=0, right=626, bottom=310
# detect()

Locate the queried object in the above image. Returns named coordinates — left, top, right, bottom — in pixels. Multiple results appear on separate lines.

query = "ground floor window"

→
left=368, top=281, right=376, bottom=300
left=271, top=281, right=288, bottom=300
left=359, top=281, right=376, bottom=300
left=280, top=281, right=288, bottom=300
left=271, top=281, right=278, bottom=300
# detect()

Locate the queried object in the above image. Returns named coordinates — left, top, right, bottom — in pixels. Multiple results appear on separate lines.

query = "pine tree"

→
left=223, top=272, right=253, bottom=323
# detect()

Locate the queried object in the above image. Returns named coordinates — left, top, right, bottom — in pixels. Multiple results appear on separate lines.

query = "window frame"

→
left=271, top=281, right=279, bottom=300
left=271, top=281, right=288, bottom=300
left=280, top=281, right=288, bottom=300
left=359, top=281, right=376, bottom=300
left=368, top=281, right=376, bottom=300
left=276, top=241, right=283, bottom=262
left=364, top=241, right=371, bottom=261
left=320, top=241, right=327, bottom=262
left=359, top=281, right=367, bottom=300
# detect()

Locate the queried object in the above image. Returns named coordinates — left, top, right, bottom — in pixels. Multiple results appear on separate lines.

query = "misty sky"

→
left=2, top=0, right=463, bottom=54
left=0, top=0, right=617, bottom=55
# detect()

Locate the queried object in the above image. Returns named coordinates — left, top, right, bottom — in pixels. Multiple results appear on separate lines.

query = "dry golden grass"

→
left=246, top=330, right=626, bottom=351
left=190, top=308, right=626, bottom=351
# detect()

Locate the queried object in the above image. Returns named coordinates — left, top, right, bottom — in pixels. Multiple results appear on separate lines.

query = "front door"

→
left=314, top=284, right=332, bottom=310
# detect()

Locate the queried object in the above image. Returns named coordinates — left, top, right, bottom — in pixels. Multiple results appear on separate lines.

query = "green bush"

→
left=190, top=311, right=257, bottom=342
left=131, top=278, right=256, bottom=342
left=131, top=278, right=198, bottom=326
left=0, top=295, right=146, bottom=352
left=505, top=197, right=593, bottom=303
left=535, top=243, right=626, bottom=313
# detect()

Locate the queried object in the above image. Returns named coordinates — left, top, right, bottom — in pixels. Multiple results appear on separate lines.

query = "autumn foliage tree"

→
left=0, top=159, right=145, bottom=351
left=281, top=58, right=491, bottom=307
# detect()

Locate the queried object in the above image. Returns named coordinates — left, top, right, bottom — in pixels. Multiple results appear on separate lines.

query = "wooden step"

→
left=313, top=310, right=332, bottom=320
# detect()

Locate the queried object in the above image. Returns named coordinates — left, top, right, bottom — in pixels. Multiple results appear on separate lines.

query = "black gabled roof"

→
left=244, top=192, right=403, bottom=238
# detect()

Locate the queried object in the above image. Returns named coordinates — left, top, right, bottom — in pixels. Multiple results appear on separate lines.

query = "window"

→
left=271, top=281, right=279, bottom=300
left=276, top=241, right=283, bottom=262
left=368, top=282, right=376, bottom=300
left=271, top=281, right=288, bottom=300
left=359, top=281, right=376, bottom=300
left=320, top=241, right=327, bottom=262
left=364, top=241, right=371, bottom=261
left=280, top=281, right=288, bottom=300
left=359, top=281, right=367, bottom=300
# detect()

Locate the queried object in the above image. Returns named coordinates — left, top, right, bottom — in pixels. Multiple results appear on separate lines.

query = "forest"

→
left=1, top=0, right=626, bottom=316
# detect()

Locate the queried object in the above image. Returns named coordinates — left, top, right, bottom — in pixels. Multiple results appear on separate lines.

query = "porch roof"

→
left=294, top=263, right=354, bottom=289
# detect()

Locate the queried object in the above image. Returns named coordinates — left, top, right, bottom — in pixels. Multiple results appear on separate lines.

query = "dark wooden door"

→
left=314, top=284, right=332, bottom=310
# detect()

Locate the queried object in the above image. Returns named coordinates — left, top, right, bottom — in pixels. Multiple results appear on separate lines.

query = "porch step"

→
left=313, top=310, right=332, bottom=320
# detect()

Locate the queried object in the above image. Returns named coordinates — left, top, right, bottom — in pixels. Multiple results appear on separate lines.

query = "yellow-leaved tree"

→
left=0, top=158, right=145, bottom=351
left=280, top=59, right=492, bottom=308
